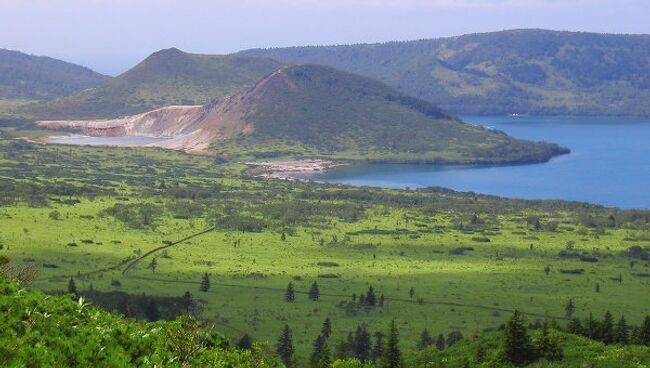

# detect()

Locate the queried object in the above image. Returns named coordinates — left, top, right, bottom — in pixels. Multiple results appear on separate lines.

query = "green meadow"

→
left=1, top=138, right=649, bottom=363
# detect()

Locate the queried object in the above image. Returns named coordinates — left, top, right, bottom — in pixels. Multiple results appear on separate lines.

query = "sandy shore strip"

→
left=243, top=159, right=345, bottom=179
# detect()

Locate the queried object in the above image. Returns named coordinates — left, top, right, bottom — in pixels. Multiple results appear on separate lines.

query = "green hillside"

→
left=0, top=275, right=279, bottom=367
left=25, top=48, right=283, bottom=119
left=218, top=65, right=568, bottom=164
left=239, top=29, right=650, bottom=117
left=0, top=48, right=108, bottom=101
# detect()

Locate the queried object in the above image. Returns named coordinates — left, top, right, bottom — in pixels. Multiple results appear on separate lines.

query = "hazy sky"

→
left=2, top=0, right=649, bottom=75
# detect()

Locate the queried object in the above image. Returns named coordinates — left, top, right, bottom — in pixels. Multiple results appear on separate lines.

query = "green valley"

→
left=1, top=137, right=649, bottom=366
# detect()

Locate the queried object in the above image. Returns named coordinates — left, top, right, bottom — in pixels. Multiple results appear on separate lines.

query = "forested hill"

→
left=24, top=48, right=283, bottom=119
left=0, top=48, right=109, bottom=100
left=239, top=29, right=650, bottom=117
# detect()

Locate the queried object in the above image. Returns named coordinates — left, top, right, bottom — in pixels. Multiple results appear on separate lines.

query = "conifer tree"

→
left=321, top=317, right=332, bottom=339
left=148, top=257, right=157, bottom=273
left=435, top=334, right=445, bottom=351
left=144, top=299, right=160, bottom=321
left=310, top=334, right=327, bottom=368
left=366, top=286, right=377, bottom=307
left=536, top=318, right=563, bottom=361
left=639, top=315, right=650, bottom=345
left=567, top=318, right=583, bottom=335
left=381, top=319, right=402, bottom=368
left=585, top=312, right=600, bottom=340
left=371, top=332, right=385, bottom=362
left=67, top=277, right=77, bottom=296
left=199, top=272, right=210, bottom=292
left=181, top=291, right=194, bottom=314
left=237, top=334, right=253, bottom=350
left=502, top=310, right=536, bottom=366
left=379, top=294, right=385, bottom=308
left=285, top=282, right=295, bottom=302
left=276, top=324, right=294, bottom=367
left=417, top=329, right=434, bottom=350
left=409, top=287, right=415, bottom=300
left=614, top=315, right=629, bottom=344
left=353, top=325, right=372, bottom=362
left=309, top=281, right=320, bottom=301
left=600, top=311, right=614, bottom=344
left=565, top=298, right=576, bottom=319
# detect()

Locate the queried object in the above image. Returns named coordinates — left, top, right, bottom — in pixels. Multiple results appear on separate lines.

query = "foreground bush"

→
left=0, top=277, right=279, bottom=367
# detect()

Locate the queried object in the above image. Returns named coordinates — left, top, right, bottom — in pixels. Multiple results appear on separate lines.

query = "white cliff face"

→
left=36, top=67, right=286, bottom=152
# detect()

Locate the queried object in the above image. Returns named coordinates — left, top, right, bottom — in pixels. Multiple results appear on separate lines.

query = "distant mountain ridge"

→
left=0, top=48, right=109, bottom=101
left=39, top=64, right=567, bottom=164
left=239, top=29, right=650, bottom=117
left=25, top=48, right=283, bottom=119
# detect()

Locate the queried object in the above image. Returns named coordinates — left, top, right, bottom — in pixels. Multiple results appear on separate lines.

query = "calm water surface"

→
left=306, top=116, right=650, bottom=209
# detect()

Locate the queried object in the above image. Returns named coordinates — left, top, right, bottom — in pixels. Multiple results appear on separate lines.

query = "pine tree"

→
left=565, top=298, right=576, bottom=319
left=310, top=334, right=327, bottom=368
left=409, top=287, right=415, bottom=300
left=379, top=294, right=385, bottom=308
left=639, top=315, right=650, bottom=345
left=371, top=332, right=385, bottom=362
left=308, top=281, right=320, bottom=301
left=181, top=291, right=194, bottom=314
left=237, top=334, right=253, bottom=350
left=567, top=318, right=583, bottom=335
left=144, top=299, right=160, bottom=321
left=199, top=272, right=210, bottom=292
left=285, top=282, right=295, bottom=302
left=585, top=312, right=600, bottom=340
left=334, top=338, right=351, bottom=361
left=353, top=325, right=372, bottom=362
left=148, top=257, right=157, bottom=273
left=536, top=318, right=563, bottom=361
left=359, top=293, right=366, bottom=306
left=67, top=277, right=78, bottom=296
left=381, top=319, right=402, bottom=368
left=366, top=286, right=377, bottom=307
left=600, top=311, right=614, bottom=344
left=502, top=310, right=536, bottom=366
left=416, top=329, right=433, bottom=350
left=435, top=334, right=445, bottom=351
left=614, top=315, right=629, bottom=344
left=276, top=324, right=294, bottom=367
left=321, top=318, right=332, bottom=339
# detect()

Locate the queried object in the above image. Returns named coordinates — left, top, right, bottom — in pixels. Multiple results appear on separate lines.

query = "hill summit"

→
left=25, top=48, right=283, bottom=119
left=39, top=64, right=567, bottom=163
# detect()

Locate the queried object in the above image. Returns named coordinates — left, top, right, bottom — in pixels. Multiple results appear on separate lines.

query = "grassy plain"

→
left=1, top=137, right=649, bottom=363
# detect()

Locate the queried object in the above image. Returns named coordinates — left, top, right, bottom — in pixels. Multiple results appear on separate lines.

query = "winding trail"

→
left=120, top=227, right=215, bottom=276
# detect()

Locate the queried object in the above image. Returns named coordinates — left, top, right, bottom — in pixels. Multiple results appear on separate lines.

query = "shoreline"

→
left=243, top=159, right=346, bottom=180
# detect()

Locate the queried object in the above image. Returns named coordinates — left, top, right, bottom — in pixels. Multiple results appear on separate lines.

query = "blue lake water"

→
left=306, top=116, right=650, bottom=209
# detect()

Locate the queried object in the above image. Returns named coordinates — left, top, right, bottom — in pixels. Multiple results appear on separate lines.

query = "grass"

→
left=1, top=137, right=649, bottom=364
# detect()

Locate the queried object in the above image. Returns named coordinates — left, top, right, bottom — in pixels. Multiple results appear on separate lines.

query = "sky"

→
left=1, top=0, right=649, bottom=76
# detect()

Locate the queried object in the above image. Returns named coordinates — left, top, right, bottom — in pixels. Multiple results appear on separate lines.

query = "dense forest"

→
left=240, top=29, right=650, bottom=117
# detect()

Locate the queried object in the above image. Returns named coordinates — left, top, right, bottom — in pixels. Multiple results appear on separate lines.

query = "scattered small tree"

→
left=565, top=298, right=576, bottom=319
left=148, top=257, right=158, bottom=273
left=67, top=277, right=78, bottom=296
left=502, top=310, right=536, bottom=366
left=435, top=334, right=445, bottom=351
left=321, top=318, right=332, bottom=339
left=309, top=281, right=320, bottom=301
left=199, top=272, right=210, bottom=292
left=285, top=282, right=295, bottom=302
left=380, top=319, right=402, bottom=368
left=614, top=316, right=629, bottom=344
left=276, top=324, right=295, bottom=367
left=416, top=329, right=433, bottom=350
left=237, top=334, right=253, bottom=350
